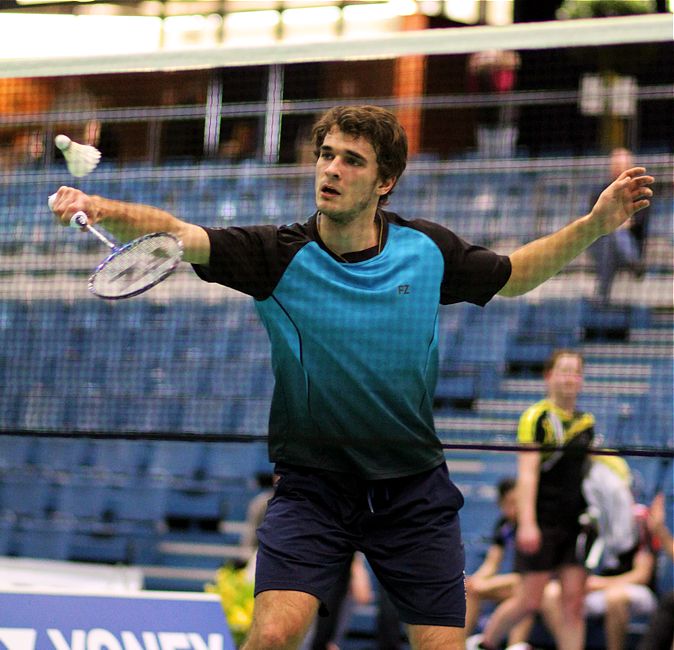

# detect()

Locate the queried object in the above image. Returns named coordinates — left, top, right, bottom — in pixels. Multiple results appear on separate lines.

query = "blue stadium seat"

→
left=505, top=299, right=583, bottom=374
left=446, top=306, right=513, bottom=397
left=0, top=511, right=16, bottom=555
left=164, top=484, right=225, bottom=520
left=435, top=374, right=478, bottom=407
left=581, top=300, right=631, bottom=338
left=0, top=473, right=54, bottom=517
left=180, top=397, right=231, bottom=434
left=221, top=483, right=259, bottom=520
left=54, top=474, right=113, bottom=521
left=518, top=299, right=583, bottom=345
left=227, top=398, right=270, bottom=435
left=505, top=337, right=554, bottom=375
left=18, top=388, right=68, bottom=432
left=202, top=442, right=261, bottom=482
left=109, top=476, right=170, bottom=524
left=5, top=369, right=34, bottom=405
left=68, top=525, right=133, bottom=564
left=146, top=440, right=206, bottom=480
left=0, top=434, right=33, bottom=471
left=86, top=439, right=151, bottom=476
left=12, top=516, right=75, bottom=561
left=120, top=396, right=184, bottom=433
left=32, top=437, right=88, bottom=476
left=67, top=393, right=125, bottom=433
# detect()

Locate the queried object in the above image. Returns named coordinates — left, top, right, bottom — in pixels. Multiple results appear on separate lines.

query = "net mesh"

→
left=0, top=11, right=672, bottom=592
left=0, top=18, right=672, bottom=455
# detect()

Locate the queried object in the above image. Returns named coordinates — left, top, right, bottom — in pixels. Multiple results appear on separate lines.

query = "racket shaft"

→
left=70, top=211, right=116, bottom=249
left=85, top=224, right=116, bottom=249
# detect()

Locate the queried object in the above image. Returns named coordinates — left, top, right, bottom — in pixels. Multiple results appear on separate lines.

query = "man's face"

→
left=314, top=126, right=392, bottom=223
left=610, top=149, right=633, bottom=179
left=545, top=353, right=584, bottom=403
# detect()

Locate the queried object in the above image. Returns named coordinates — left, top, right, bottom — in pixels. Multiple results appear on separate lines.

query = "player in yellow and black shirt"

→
left=517, top=393, right=594, bottom=533
left=471, top=350, right=594, bottom=650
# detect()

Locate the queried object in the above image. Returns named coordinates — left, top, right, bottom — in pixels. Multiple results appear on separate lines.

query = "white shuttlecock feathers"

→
left=55, top=134, right=101, bottom=177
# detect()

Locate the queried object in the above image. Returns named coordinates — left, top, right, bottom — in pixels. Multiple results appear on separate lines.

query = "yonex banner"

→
left=0, top=590, right=235, bottom=650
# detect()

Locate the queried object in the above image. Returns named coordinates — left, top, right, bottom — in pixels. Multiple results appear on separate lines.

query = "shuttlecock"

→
left=55, top=134, right=101, bottom=177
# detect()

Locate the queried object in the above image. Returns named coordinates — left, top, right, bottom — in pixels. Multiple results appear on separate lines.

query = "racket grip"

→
left=70, top=211, right=89, bottom=229
left=48, top=195, right=89, bottom=229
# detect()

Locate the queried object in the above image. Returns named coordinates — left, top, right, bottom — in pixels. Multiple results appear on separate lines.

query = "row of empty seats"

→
left=0, top=296, right=671, bottom=447
left=2, top=440, right=670, bottom=596
left=1, top=162, right=672, bottom=259
left=0, top=435, right=269, bottom=565
left=0, top=436, right=268, bottom=481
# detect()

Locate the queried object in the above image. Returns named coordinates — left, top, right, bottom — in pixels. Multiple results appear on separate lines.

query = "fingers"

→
left=631, top=175, right=654, bottom=188
left=618, top=166, right=647, bottom=180
left=631, top=185, right=653, bottom=200
left=616, top=171, right=654, bottom=212
left=628, top=175, right=653, bottom=212
left=616, top=167, right=654, bottom=187
left=48, top=186, right=90, bottom=226
left=618, top=175, right=654, bottom=191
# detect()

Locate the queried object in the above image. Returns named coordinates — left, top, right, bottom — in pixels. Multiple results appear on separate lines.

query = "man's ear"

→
left=377, top=176, right=397, bottom=196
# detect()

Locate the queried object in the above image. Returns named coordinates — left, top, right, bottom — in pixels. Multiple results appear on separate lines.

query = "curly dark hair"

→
left=311, top=105, right=408, bottom=205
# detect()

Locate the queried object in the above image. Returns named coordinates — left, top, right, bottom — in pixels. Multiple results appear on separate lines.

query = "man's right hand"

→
left=516, top=521, right=541, bottom=555
left=49, top=186, right=98, bottom=227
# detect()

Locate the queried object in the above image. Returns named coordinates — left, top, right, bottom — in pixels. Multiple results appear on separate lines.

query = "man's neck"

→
left=318, top=211, right=381, bottom=256
left=550, top=396, right=576, bottom=414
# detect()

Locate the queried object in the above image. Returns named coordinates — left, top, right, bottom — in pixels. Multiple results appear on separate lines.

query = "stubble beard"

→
left=316, top=188, right=379, bottom=226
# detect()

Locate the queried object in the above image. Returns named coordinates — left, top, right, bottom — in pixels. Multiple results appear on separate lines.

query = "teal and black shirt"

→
left=193, top=209, right=511, bottom=479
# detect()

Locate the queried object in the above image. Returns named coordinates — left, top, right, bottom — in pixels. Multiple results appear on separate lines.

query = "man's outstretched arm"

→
left=499, top=167, right=653, bottom=297
left=49, top=185, right=211, bottom=265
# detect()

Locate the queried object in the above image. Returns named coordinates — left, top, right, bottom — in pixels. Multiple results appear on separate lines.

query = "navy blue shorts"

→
left=254, top=462, right=466, bottom=627
left=514, top=520, right=584, bottom=573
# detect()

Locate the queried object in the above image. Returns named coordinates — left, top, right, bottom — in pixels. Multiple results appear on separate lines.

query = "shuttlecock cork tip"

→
left=55, top=134, right=72, bottom=151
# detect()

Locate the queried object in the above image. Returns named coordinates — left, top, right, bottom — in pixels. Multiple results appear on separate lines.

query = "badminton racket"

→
left=48, top=194, right=183, bottom=300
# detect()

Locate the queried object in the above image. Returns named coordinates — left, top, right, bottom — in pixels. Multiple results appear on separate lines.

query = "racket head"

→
left=88, top=232, right=183, bottom=300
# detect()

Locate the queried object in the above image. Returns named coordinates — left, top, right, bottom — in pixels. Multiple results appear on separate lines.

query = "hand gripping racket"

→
left=48, top=194, right=183, bottom=300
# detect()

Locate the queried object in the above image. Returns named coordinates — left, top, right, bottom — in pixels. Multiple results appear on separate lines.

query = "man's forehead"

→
left=552, top=354, right=583, bottom=370
left=323, top=126, right=375, bottom=156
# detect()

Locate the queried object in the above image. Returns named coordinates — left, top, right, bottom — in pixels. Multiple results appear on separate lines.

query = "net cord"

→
left=0, top=14, right=671, bottom=79
left=0, top=430, right=671, bottom=458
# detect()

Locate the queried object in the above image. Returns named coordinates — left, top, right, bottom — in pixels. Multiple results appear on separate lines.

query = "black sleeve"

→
left=491, top=517, right=507, bottom=547
left=407, top=218, right=512, bottom=306
left=191, top=224, right=309, bottom=300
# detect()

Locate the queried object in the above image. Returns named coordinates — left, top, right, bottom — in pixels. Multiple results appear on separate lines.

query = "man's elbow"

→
left=498, top=282, right=519, bottom=298
left=498, top=275, right=530, bottom=298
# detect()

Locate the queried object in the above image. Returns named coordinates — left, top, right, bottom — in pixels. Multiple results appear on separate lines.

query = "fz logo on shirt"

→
left=397, top=284, right=411, bottom=295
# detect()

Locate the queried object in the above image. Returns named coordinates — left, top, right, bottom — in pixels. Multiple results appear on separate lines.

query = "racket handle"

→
left=48, top=195, right=88, bottom=229
left=70, top=211, right=89, bottom=229
left=49, top=195, right=89, bottom=228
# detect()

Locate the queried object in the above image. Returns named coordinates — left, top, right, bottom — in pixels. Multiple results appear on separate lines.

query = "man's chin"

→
left=317, top=205, right=348, bottom=222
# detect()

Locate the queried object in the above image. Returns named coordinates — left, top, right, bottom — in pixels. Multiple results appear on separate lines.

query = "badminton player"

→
left=467, top=350, right=594, bottom=650
left=49, top=105, right=653, bottom=650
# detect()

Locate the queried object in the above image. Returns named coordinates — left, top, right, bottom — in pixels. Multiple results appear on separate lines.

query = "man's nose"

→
left=325, top=158, right=341, bottom=177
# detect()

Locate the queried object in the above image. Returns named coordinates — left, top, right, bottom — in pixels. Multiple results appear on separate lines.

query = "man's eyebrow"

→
left=320, top=144, right=368, bottom=162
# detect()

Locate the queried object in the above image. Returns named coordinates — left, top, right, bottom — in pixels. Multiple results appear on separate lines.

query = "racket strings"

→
left=90, top=233, right=183, bottom=299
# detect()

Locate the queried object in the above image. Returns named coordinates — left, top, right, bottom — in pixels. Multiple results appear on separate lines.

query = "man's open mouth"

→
left=321, top=184, right=340, bottom=195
